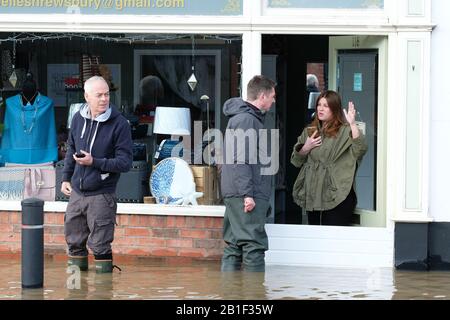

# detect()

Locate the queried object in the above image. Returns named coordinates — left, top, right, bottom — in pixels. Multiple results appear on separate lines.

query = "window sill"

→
left=0, top=200, right=225, bottom=217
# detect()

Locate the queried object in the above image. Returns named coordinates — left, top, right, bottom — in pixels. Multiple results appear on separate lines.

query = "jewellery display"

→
left=22, top=91, right=38, bottom=106
left=21, top=101, right=38, bottom=134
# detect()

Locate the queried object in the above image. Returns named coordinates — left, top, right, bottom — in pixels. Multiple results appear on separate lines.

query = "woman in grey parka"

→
left=291, top=90, right=368, bottom=226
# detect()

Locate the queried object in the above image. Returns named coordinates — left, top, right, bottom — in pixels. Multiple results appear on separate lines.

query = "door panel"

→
left=338, top=51, right=377, bottom=212
left=328, top=36, right=387, bottom=228
left=262, top=54, right=277, bottom=223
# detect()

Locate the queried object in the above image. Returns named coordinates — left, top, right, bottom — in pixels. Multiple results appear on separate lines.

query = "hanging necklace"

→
left=22, top=91, right=38, bottom=106
left=20, top=94, right=39, bottom=134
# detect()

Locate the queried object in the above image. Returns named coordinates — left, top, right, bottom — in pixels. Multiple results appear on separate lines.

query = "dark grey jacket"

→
left=220, top=98, right=272, bottom=201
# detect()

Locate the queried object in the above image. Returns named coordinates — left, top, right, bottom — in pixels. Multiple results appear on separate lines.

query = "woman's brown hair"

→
left=310, top=90, right=347, bottom=137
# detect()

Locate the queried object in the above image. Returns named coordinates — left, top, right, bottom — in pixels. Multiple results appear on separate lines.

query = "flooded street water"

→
left=1, top=257, right=450, bottom=300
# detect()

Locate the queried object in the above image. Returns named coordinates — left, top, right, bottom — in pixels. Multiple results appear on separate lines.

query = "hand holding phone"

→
left=73, top=150, right=92, bottom=166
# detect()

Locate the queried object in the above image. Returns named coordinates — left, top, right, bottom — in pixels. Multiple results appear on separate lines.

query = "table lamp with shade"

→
left=153, top=106, right=191, bottom=164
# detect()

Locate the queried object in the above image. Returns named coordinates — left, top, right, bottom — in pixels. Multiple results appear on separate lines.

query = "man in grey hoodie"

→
left=220, top=75, right=276, bottom=272
left=61, top=76, right=132, bottom=273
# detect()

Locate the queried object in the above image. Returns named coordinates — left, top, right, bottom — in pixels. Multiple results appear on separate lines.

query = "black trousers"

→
left=307, top=189, right=357, bottom=226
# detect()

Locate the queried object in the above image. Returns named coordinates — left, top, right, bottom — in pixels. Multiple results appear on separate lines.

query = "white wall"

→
left=430, top=0, right=450, bottom=221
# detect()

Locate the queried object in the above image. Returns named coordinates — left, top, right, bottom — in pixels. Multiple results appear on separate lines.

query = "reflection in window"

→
left=305, top=62, right=327, bottom=123
left=337, top=50, right=378, bottom=212
left=134, top=34, right=242, bottom=166
left=141, top=54, right=217, bottom=127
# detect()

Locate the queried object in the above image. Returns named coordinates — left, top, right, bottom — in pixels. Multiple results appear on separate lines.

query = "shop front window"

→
left=0, top=32, right=242, bottom=205
left=263, top=34, right=386, bottom=227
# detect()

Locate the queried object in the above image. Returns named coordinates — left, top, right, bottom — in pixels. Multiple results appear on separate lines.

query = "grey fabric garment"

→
left=64, top=190, right=117, bottom=257
left=220, top=98, right=273, bottom=201
left=222, top=197, right=270, bottom=272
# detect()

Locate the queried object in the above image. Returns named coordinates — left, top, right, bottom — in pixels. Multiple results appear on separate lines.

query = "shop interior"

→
left=261, top=34, right=380, bottom=226
left=0, top=32, right=378, bottom=226
left=262, top=35, right=330, bottom=224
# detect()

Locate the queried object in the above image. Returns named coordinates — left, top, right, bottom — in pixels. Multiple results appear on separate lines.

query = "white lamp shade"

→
left=153, top=107, right=191, bottom=135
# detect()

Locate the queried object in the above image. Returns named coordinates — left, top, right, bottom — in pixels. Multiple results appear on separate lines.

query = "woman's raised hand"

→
left=343, top=101, right=357, bottom=125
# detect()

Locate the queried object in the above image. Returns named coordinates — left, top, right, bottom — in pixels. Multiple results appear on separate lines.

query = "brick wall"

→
left=0, top=211, right=224, bottom=260
left=307, top=63, right=326, bottom=92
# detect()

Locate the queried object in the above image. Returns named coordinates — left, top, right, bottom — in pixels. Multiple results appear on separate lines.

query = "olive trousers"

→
left=222, top=197, right=270, bottom=272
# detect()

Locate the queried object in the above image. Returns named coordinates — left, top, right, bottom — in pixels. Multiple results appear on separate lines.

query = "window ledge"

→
left=0, top=200, right=225, bottom=217
left=390, top=213, right=433, bottom=223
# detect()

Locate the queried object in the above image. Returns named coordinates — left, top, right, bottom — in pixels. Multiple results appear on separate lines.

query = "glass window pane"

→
left=337, top=50, right=378, bottom=212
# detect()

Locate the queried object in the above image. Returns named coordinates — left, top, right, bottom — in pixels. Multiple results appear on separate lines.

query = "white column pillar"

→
left=429, top=0, right=450, bottom=221
left=241, top=31, right=262, bottom=99
left=391, top=31, right=431, bottom=223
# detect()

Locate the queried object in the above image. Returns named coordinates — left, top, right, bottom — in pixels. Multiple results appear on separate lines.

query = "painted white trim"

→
left=385, top=33, right=400, bottom=229
left=266, top=224, right=394, bottom=268
left=398, top=0, right=432, bottom=25
left=407, top=0, right=426, bottom=16
left=391, top=214, right=433, bottom=223
left=0, top=10, right=434, bottom=35
left=241, top=31, right=261, bottom=99
left=0, top=200, right=225, bottom=217
left=252, top=23, right=433, bottom=35
left=404, top=40, right=423, bottom=210
left=391, top=32, right=431, bottom=222
left=118, top=203, right=225, bottom=217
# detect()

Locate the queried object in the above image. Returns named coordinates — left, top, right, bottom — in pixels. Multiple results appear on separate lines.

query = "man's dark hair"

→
left=246, top=75, right=276, bottom=101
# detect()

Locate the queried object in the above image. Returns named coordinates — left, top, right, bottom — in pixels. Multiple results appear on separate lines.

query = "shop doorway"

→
left=262, top=35, right=387, bottom=227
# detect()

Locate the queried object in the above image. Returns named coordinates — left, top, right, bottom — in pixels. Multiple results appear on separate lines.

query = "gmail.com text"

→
left=0, top=0, right=185, bottom=10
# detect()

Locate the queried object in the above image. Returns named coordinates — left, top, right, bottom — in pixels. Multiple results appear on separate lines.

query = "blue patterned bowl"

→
left=150, top=157, right=194, bottom=204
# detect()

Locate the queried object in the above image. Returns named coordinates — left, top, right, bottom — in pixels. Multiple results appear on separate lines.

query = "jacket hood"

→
left=78, top=104, right=121, bottom=153
left=223, top=97, right=264, bottom=122
left=80, top=103, right=118, bottom=122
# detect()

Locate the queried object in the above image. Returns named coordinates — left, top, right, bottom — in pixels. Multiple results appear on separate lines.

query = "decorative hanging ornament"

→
left=9, top=70, right=17, bottom=88
left=187, top=67, right=198, bottom=91
left=9, top=39, right=17, bottom=87
left=187, top=35, right=198, bottom=91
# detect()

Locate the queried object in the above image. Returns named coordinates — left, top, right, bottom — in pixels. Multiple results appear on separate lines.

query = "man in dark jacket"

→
left=221, top=75, right=276, bottom=272
left=61, top=76, right=132, bottom=273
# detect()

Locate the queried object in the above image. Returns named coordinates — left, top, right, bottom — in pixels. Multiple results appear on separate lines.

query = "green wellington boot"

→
left=94, top=259, right=113, bottom=273
left=67, top=255, right=88, bottom=271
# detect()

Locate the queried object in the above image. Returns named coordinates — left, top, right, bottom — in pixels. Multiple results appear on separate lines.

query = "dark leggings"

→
left=307, top=189, right=357, bottom=226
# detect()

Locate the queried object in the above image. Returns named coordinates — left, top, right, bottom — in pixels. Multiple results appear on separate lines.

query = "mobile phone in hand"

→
left=75, top=153, right=86, bottom=158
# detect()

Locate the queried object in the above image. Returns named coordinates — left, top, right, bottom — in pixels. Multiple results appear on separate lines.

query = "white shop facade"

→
left=0, top=0, right=437, bottom=269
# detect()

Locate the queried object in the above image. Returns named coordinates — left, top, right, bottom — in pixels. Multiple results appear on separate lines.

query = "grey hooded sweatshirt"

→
left=220, top=97, right=272, bottom=201
left=62, top=104, right=133, bottom=196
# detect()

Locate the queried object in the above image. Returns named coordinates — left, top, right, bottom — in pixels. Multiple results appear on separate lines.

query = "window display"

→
left=0, top=32, right=242, bottom=205
left=0, top=73, right=57, bottom=164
